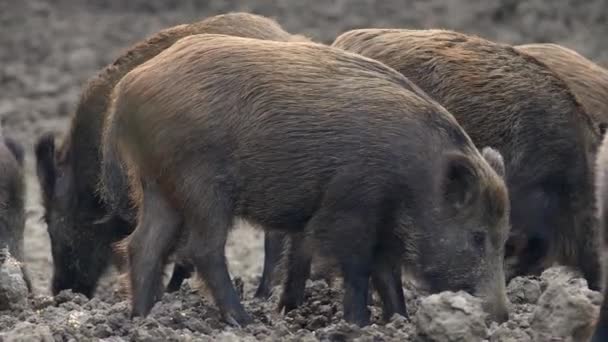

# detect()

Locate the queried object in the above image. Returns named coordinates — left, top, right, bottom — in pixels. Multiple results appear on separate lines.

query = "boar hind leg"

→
left=127, top=181, right=181, bottom=318
left=183, top=192, right=251, bottom=327
left=166, top=261, right=194, bottom=293
left=278, top=232, right=312, bottom=312
left=255, top=231, right=287, bottom=299
left=371, top=257, right=406, bottom=321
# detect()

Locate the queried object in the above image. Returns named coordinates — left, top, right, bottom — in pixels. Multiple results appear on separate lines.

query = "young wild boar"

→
left=0, top=134, right=29, bottom=291
left=331, top=29, right=603, bottom=290
left=34, top=12, right=309, bottom=298
left=515, top=43, right=608, bottom=137
left=100, top=34, right=510, bottom=327
left=591, top=133, right=608, bottom=341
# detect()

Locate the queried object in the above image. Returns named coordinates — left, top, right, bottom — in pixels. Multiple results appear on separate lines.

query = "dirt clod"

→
left=415, top=291, right=488, bottom=342
left=0, top=249, right=28, bottom=310
left=506, top=276, right=542, bottom=304
left=530, top=268, right=599, bottom=341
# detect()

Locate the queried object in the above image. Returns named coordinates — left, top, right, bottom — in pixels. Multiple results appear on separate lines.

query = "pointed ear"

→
left=35, top=132, right=57, bottom=201
left=481, top=147, right=505, bottom=178
left=442, top=151, right=480, bottom=210
left=3, top=137, right=24, bottom=167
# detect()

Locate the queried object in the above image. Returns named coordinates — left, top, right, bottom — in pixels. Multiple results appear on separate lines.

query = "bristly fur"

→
left=516, top=43, right=608, bottom=137
left=102, top=33, right=510, bottom=324
left=332, top=28, right=602, bottom=291
left=33, top=11, right=313, bottom=298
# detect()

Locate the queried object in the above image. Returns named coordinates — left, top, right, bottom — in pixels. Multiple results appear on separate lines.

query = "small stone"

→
left=415, top=291, right=488, bottom=342
left=507, top=276, right=542, bottom=304
left=0, top=249, right=28, bottom=310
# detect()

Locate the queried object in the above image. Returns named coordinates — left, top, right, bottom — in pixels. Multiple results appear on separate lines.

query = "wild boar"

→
left=100, top=34, right=510, bottom=326
left=332, top=29, right=603, bottom=290
left=34, top=12, right=309, bottom=298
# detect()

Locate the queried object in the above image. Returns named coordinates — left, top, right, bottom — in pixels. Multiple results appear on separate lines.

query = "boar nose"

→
left=483, top=295, right=510, bottom=323
left=490, top=305, right=509, bottom=323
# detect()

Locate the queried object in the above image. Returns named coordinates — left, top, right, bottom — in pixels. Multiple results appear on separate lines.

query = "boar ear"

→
left=3, top=137, right=24, bottom=167
left=442, top=151, right=480, bottom=210
left=35, top=132, right=57, bottom=199
left=481, top=147, right=505, bottom=178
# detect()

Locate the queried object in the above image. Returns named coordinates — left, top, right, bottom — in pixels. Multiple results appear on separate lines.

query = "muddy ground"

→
left=1, top=0, right=608, bottom=341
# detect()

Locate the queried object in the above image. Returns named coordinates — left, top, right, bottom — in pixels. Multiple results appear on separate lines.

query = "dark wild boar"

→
left=591, top=133, right=608, bottom=342
left=34, top=12, right=310, bottom=298
left=100, top=34, right=511, bottom=327
left=0, top=133, right=29, bottom=291
left=332, top=29, right=603, bottom=290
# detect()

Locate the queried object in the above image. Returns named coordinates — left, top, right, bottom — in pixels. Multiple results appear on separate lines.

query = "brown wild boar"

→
left=100, top=34, right=511, bottom=327
left=515, top=43, right=608, bottom=137
left=591, top=132, right=608, bottom=341
left=34, top=12, right=310, bottom=298
left=0, top=133, right=29, bottom=292
left=332, top=29, right=603, bottom=290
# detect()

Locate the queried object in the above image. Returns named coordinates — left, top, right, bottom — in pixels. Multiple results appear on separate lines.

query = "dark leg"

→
left=184, top=192, right=251, bottom=327
left=592, top=284, right=608, bottom=341
left=567, top=216, right=603, bottom=291
left=255, top=231, right=287, bottom=299
left=576, top=238, right=603, bottom=292
left=309, top=206, right=376, bottom=327
left=127, top=181, right=181, bottom=317
left=278, top=232, right=311, bottom=312
left=371, top=258, right=406, bottom=321
left=342, top=261, right=372, bottom=326
left=166, top=261, right=194, bottom=293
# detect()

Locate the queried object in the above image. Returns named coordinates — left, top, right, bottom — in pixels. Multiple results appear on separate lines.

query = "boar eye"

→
left=472, top=231, right=486, bottom=249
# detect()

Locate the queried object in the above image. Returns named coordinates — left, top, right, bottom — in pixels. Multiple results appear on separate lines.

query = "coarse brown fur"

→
left=332, top=29, right=603, bottom=290
left=100, top=34, right=510, bottom=326
left=516, top=43, right=608, bottom=136
left=591, top=133, right=608, bottom=341
left=0, top=133, right=29, bottom=292
left=33, top=12, right=311, bottom=298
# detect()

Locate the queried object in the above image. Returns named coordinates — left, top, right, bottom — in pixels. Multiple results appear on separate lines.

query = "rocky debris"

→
left=0, top=249, right=28, bottom=310
left=506, top=276, right=542, bottom=305
left=530, top=267, right=600, bottom=342
left=415, top=291, right=488, bottom=342
left=0, top=322, right=54, bottom=342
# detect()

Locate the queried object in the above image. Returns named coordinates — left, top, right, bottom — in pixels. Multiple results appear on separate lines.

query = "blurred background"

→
left=2, top=0, right=607, bottom=293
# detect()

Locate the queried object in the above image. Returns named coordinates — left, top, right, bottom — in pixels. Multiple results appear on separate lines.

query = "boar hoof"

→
left=277, top=294, right=304, bottom=314
left=223, top=310, right=252, bottom=328
left=344, top=308, right=371, bottom=327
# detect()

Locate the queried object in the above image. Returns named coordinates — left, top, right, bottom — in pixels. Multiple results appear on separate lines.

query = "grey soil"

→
left=1, top=0, right=608, bottom=341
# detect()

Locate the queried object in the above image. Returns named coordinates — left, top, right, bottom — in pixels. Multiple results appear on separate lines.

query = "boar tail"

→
left=98, top=95, right=136, bottom=225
